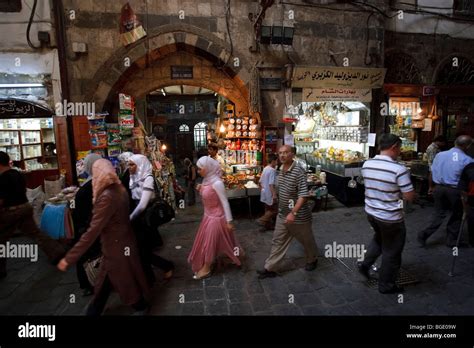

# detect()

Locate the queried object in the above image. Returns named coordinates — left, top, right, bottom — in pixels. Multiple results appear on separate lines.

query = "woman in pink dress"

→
left=188, top=156, right=242, bottom=279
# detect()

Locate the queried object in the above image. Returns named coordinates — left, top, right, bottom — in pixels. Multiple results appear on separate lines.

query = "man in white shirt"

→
left=257, top=153, right=278, bottom=232
left=358, top=134, right=415, bottom=294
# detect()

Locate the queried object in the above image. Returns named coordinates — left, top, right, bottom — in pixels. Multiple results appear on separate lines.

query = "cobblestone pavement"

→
left=1, top=197, right=473, bottom=316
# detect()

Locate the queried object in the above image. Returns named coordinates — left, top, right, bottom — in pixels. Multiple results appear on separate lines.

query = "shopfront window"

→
left=194, top=122, right=207, bottom=149
left=179, top=124, right=190, bottom=132
left=388, top=98, right=421, bottom=153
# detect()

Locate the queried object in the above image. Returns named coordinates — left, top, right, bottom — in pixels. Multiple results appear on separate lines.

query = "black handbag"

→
left=144, top=197, right=175, bottom=228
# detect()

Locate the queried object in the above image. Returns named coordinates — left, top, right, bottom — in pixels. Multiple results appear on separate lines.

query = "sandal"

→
left=193, top=271, right=212, bottom=280
left=164, top=270, right=173, bottom=280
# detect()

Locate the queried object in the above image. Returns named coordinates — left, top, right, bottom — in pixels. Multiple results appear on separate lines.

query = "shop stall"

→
left=289, top=66, right=387, bottom=205
left=383, top=85, right=443, bottom=196
left=0, top=99, right=59, bottom=188
left=209, top=103, right=265, bottom=214
left=292, top=100, right=370, bottom=205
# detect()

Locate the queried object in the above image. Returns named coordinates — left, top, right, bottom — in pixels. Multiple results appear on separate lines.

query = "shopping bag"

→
left=84, top=255, right=103, bottom=286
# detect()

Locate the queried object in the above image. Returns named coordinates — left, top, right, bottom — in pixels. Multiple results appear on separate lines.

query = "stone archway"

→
left=432, top=54, right=474, bottom=85
left=84, top=24, right=252, bottom=115
left=384, top=49, right=423, bottom=85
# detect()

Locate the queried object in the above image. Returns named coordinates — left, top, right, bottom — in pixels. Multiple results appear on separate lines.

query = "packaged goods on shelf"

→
left=90, top=132, right=107, bottom=149
left=106, top=123, right=122, bottom=146
left=107, top=145, right=122, bottom=157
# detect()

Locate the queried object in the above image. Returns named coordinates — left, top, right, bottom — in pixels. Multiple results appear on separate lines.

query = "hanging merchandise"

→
left=87, top=113, right=108, bottom=149
left=119, top=2, right=147, bottom=46
left=106, top=123, right=122, bottom=146
left=107, top=145, right=122, bottom=157
left=119, top=93, right=135, bottom=135
left=119, top=93, right=134, bottom=110
left=90, top=132, right=107, bottom=149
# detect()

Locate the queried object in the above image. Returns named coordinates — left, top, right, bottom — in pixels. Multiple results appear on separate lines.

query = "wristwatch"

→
left=291, top=210, right=298, bottom=216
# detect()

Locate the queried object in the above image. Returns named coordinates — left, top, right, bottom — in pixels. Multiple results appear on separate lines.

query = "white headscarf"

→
left=118, top=151, right=133, bottom=165
left=129, top=154, right=153, bottom=199
left=197, top=156, right=222, bottom=186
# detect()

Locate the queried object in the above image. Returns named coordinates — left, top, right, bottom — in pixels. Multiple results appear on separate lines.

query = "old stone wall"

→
left=62, top=0, right=385, bottom=125
left=385, top=30, right=474, bottom=85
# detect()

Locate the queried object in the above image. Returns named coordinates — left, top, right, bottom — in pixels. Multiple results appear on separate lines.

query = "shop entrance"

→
left=146, top=85, right=225, bottom=164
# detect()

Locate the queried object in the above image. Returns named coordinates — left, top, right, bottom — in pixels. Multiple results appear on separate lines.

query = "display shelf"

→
left=225, top=137, right=262, bottom=140
left=21, top=142, right=42, bottom=146
left=0, top=143, right=20, bottom=146
left=23, top=156, right=43, bottom=160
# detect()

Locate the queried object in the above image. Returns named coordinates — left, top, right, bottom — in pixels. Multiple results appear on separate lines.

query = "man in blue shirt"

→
left=418, top=135, right=473, bottom=247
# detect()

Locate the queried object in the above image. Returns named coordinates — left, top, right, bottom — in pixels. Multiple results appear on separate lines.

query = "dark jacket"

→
left=65, top=183, right=150, bottom=305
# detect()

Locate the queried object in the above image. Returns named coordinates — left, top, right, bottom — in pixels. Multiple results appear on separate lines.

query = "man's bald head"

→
left=455, top=135, right=473, bottom=152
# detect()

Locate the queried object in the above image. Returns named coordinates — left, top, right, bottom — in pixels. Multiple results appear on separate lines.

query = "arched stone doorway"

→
left=84, top=25, right=253, bottom=117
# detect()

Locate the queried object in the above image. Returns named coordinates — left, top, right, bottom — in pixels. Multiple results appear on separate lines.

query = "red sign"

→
left=282, top=117, right=298, bottom=123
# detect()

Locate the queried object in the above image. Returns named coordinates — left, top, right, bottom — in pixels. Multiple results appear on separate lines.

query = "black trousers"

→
left=86, top=276, right=148, bottom=316
left=132, top=214, right=174, bottom=285
left=362, top=215, right=406, bottom=292
left=468, top=206, right=474, bottom=246
left=419, top=185, right=463, bottom=245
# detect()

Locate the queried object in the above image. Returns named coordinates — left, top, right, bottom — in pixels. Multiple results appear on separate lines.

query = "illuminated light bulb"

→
left=161, top=144, right=167, bottom=151
left=220, top=124, right=226, bottom=133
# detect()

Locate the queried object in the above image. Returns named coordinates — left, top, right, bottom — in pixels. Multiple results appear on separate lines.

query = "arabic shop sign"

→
left=303, top=88, right=372, bottom=102
left=292, top=67, right=386, bottom=88
left=0, top=99, right=52, bottom=118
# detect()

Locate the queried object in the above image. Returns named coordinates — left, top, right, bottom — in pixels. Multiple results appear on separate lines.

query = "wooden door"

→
left=176, top=133, right=194, bottom=161
left=72, top=116, right=91, bottom=151
left=53, top=116, right=74, bottom=185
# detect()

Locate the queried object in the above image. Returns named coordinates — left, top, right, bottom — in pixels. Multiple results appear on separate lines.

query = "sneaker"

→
left=357, top=262, right=371, bottom=280
left=256, top=269, right=277, bottom=279
left=304, top=259, right=318, bottom=271
left=379, top=285, right=404, bottom=294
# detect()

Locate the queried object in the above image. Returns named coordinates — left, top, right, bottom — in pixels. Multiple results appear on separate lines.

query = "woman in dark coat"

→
left=58, top=159, right=150, bottom=316
left=71, top=153, right=102, bottom=296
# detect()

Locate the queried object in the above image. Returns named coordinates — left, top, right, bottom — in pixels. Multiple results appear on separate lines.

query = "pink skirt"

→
left=188, top=214, right=242, bottom=273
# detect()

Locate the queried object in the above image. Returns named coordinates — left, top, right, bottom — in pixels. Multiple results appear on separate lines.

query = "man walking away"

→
left=458, top=162, right=474, bottom=247
left=257, top=145, right=318, bottom=279
left=418, top=135, right=473, bottom=247
left=0, top=151, right=65, bottom=278
left=257, top=153, right=278, bottom=232
left=358, top=134, right=415, bottom=294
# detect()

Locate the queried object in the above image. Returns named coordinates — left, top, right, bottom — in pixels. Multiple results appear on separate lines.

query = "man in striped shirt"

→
left=358, top=134, right=415, bottom=294
left=257, top=145, right=319, bottom=279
